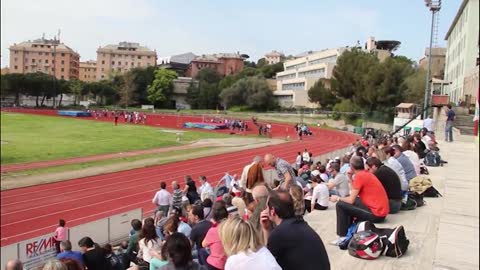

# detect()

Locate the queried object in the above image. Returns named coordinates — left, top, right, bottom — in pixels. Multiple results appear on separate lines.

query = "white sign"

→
left=141, top=105, right=154, bottom=110
left=18, top=233, right=57, bottom=270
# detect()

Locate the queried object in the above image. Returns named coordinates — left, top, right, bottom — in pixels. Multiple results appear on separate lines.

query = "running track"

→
left=0, top=109, right=358, bottom=246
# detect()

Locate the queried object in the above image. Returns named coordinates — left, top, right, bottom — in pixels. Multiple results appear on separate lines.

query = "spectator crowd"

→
left=5, top=127, right=441, bottom=270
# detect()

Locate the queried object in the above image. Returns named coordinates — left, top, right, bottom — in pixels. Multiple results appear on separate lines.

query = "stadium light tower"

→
left=423, top=0, right=441, bottom=119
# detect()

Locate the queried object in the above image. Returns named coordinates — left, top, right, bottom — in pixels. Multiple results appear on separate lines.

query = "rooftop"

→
left=98, top=41, right=155, bottom=53
left=10, top=37, right=78, bottom=54
left=193, top=53, right=246, bottom=62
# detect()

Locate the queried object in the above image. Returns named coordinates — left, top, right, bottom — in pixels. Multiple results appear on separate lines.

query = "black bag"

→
left=408, top=191, right=425, bottom=207
left=401, top=197, right=417, bottom=211
left=423, top=186, right=443, bottom=197
left=355, top=221, right=410, bottom=258
left=424, top=151, right=441, bottom=167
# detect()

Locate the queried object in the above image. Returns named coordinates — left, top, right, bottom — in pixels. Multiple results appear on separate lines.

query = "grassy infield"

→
left=0, top=112, right=227, bottom=168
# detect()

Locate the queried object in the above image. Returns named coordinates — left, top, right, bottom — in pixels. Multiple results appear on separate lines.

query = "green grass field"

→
left=0, top=113, right=227, bottom=164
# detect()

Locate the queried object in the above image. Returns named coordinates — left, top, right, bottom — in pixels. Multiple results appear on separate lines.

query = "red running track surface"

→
left=0, top=109, right=358, bottom=246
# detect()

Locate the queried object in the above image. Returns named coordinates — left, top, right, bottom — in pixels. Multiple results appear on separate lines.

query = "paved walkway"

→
left=304, top=134, right=479, bottom=270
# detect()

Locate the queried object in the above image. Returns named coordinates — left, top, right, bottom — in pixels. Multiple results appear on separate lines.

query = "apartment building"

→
left=274, top=47, right=346, bottom=108
left=8, top=37, right=80, bottom=80
left=419, top=47, right=446, bottom=79
left=443, top=0, right=479, bottom=104
left=96, top=42, right=157, bottom=80
left=185, top=53, right=245, bottom=78
left=264, top=50, right=285, bottom=65
left=79, top=60, right=97, bottom=82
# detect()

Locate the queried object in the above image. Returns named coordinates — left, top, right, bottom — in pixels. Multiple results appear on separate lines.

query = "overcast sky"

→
left=1, top=0, right=460, bottom=67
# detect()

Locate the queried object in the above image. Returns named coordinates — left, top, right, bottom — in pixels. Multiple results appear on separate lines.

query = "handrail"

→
left=391, top=105, right=429, bottom=136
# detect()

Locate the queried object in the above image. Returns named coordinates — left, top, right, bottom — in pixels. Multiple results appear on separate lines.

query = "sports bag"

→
left=401, top=197, right=417, bottom=211
left=424, top=151, right=441, bottom=167
left=355, top=221, right=410, bottom=258
left=423, top=186, right=443, bottom=197
left=408, top=191, right=425, bottom=207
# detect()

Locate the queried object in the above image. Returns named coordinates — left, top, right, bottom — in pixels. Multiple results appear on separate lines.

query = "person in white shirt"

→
left=302, top=149, right=310, bottom=164
left=423, top=116, right=434, bottom=132
left=152, top=182, right=172, bottom=216
left=198, top=176, right=214, bottom=200
left=305, top=174, right=329, bottom=211
left=295, top=152, right=302, bottom=170
left=219, top=216, right=281, bottom=270
left=240, top=156, right=262, bottom=189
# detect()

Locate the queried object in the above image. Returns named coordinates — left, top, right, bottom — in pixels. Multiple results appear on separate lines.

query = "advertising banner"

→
left=18, top=233, right=57, bottom=269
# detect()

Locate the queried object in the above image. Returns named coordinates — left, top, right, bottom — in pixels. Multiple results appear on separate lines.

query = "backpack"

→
left=423, top=186, right=443, bottom=197
left=408, top=191, right=425, bottom=207
left=401, top=197, right=417, bottom=211
left=424, top=151, right=441, bottom=167
left=355, top=221, right=410, bottom=258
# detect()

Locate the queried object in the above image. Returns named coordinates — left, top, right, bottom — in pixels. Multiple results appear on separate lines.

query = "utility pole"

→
left=423, top=0, right=441, bottom=119
left=52, top=35, right=58, bottom=109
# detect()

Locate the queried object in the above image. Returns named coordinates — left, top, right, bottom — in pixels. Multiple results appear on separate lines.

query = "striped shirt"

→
left=172, top=189, right=183, bottom=209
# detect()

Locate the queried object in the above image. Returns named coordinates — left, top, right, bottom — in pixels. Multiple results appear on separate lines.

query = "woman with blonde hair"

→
left=289, top=185, right=305, bottom=217
left=219, top=217, right=281, bottom=270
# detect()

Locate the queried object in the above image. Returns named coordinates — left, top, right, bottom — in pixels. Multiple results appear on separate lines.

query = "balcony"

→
left=431, top=94, right=449, bottom=107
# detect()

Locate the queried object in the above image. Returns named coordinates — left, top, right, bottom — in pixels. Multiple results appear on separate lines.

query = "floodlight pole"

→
left=423, top=1, right=441, bottom=119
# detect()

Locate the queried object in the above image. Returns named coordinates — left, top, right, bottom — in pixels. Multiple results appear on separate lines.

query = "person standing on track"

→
left=114, top=111, right=119, bottom=126
left=152, top=182, right=172, bottom=216
left=54, top=219, right=68, bottom=254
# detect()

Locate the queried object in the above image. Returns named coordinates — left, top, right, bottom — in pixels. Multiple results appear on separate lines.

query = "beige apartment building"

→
left=443, top=0, right=479, bottom=104
left=419, top=47, right=446, bottom=79
left=96, top=42, right=157, bottom=80
left=274, top=47, right=346, bottom=108
left=8, top=37, right=80, bottom=80
left=79, top=61, right=97, bottom=82
left=265, top=50, right=285, bottom=65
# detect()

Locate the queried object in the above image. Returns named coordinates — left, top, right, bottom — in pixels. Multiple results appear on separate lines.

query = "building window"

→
left=112, top=61, right=115, bottom=65
left=118, top=61, right=121, bottom=65
left=112, top=54, right=115, bottom=58
left=131, top=62, right=134, bottom=66
left=39, top=52, right=43, bottom=55
left=147, top=56, right=151, bottom=59
left=61, top=75, right=64, bottom=79
left=14, top=65, right=18, bottom=70
left=14, top=50, right=18, bottom=54
left=52, top=60, right=55, bottom=64
left=117, top=67, right=121, bottom=71
left=45, top=59, right=49, bottom=63
left=61, top=60, right=65, bottom=64
left=32, top=59, right=36, bottom=63
left=52, top=68, right=54, bottom=71
left=101, top=75, right=104, bottom=78
left=61, top=53, right=65, bottom=56
left=47, top=45, right=51, bottom=48
left=138, top=56, right=141, bottom=59
left=25, top=58, right=28, bottom=62
left=61, top=68, right=64, bottom=72
left=39, top=59, right=42, bottom=63
left=137, top=62, right=141, bottom=66
left=25, top=66, right=28, bottom=71
left=14, top=57, right=17, bottom=62
left=84, top=75, right=87, bottom=78
left=102, top=60, right=105, bottom=64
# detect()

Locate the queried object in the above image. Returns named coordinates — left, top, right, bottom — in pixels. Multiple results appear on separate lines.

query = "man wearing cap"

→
left=304, top=170, right=329, bottom=211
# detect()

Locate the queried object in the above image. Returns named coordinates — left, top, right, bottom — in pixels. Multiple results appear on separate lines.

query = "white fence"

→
left=0, top=208, right=142, bottom=270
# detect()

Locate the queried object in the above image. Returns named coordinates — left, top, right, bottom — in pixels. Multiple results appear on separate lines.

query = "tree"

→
left=308, top=80, right=337, bottom=110
left=257, top=58, right=267, bottom=68
left=69, top=79, right=83, bottom=106
left=403, top=69, right=427, bottom=103
left=186, top=69, right=223, bottom=109
left=259, top=62, right=284, bottom=78
left=146, top=68, right=177, bottom=107
left=219, top=76, right=277, bottom=111
left=119, top=72, right=135, bottom=107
